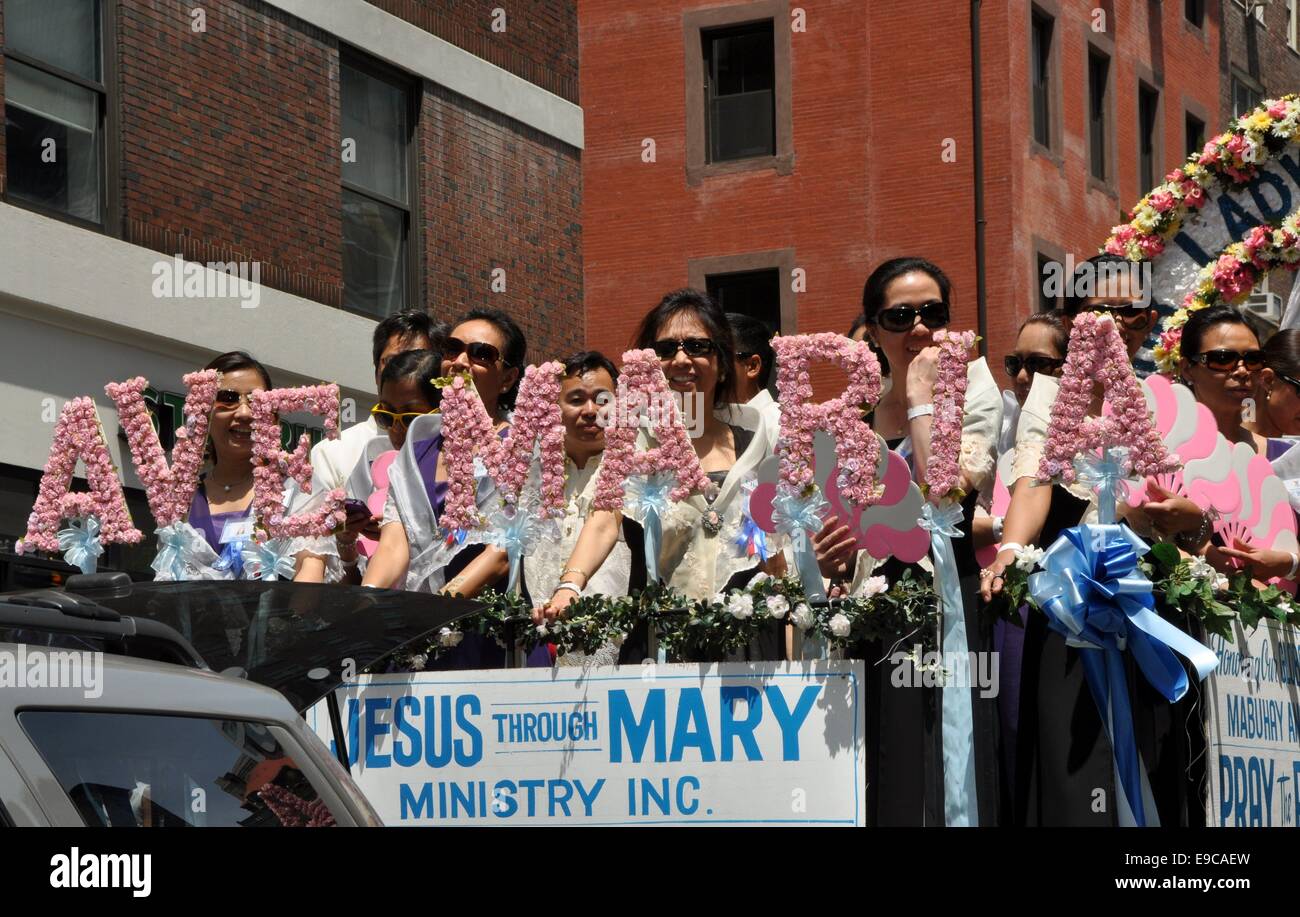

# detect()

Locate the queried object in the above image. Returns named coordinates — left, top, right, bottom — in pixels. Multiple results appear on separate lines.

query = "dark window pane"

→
left=343, top=189, right=407, bottom=318
left=1139, top=85, right=1159, bottom=193
left=1089, top=54, right=1109, bottom=181
left=1037, top=255, right=1057, bottom=313
left=1233, top=78, right=1261, bottom=118
left=341, top=62, right=408, bottom=204
left=4, top=58, right=101, bottom=222
left=20, top=711, right=338, bottom=827
left=1185, top=112, right=1206, bottom=158
left=707, top=268, right=781, bottom=334
left=703, top=21, right=776, bottom=162
left=1031, top=13, right=1053, bottom=147
left=5, top=0, right=100, bottom=82
left=1185, top=0, right=1204, bottom=27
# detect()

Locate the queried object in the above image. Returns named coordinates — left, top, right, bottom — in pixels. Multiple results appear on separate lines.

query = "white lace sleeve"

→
left=287, top=535, right=345, bottom=583
left=958, top=358, right=1002, bottom=492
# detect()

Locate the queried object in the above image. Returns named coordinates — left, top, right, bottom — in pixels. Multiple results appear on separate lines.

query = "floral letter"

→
left=250, top=385, right=344, bottom=538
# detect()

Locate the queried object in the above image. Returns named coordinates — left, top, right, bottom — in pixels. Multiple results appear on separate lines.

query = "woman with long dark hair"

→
left=538, top=289, right=783, bottom=633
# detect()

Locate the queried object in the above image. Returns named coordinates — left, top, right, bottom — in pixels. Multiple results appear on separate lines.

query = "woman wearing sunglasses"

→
left=537, top=290, right=785, bottom=643
left=1221, top=328, right=1300, bottom=580
left=177, top=351, right=273, bottom=578
left=982, top=256, right=1211, bottom=826
left=835, top=257, right=1003, bottom=825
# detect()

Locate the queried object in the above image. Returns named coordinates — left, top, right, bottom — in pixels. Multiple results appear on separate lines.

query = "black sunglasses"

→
left=214, top=389, right=253, bottom=409
left=652, top=338, right=715, bottom=360
left=875, top=301, right=950, bottom=333
left=444, top=337, right=503, bottom=367
left=1004, top=354, right=1065, bottom=378
left=1091, top=302, right=1155, bottom=330
left=1191, top=349, right=1265, bottom=372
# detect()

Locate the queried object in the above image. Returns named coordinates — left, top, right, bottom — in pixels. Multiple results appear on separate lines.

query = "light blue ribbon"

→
left=152, top=521, right=213, bottom=581
left=772, top=486, right=829, bottom=602
left=1074, top=446, right=1137, bottom=525
left=919, top=499, right=978, bottom=827
left=1028, top=523, right=1218, bottom=826
left=240, top=538, right=297, bottom=581
left=485, top=504, right=547, bottom=596
left=627, top=472, right=676, bottom=584
left=57, top=516, right=103, bottom=575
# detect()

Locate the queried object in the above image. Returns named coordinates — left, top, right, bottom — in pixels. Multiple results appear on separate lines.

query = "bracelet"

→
left=998, top=542, right=1025, bottom=558
left=561, top=567, right=589, bottom=584
left=552, top=581, right=582, bottom=598
left=991, top=516, right=1005, bottom=543
left=906, top=403, right=934, bottom=421
left=1288, top=552, right=1299, bottom=580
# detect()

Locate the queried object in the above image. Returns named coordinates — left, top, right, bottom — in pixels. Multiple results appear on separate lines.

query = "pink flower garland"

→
left=21, top=397, right=142, bottom=553
left=771, top=333, right=885, bottom=505
left=592, top=349, right=714, bottom=512
left=926, top=330, right=976, bottom=499
left=105, top=370, right=218, bottom=526
left=249, top=384, right=344, bottom=538
left=438, top=362, right=568, bottom=533
left=1036, top=313, right=1178, bottom=484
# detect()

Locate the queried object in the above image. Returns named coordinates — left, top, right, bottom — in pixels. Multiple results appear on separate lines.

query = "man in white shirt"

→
left=726, top=312, right=782, bottom=450
left=294, top=310, right=437, bottom=581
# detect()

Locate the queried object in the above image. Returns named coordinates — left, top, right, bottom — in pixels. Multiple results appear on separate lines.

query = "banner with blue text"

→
left=1205, top=622, right=1300, bottom=827
left=308, top=661, right=865, bottom=826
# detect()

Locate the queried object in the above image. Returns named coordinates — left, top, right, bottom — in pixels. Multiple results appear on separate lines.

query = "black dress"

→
left=1014, top=487, right=1207, bottom=826
left=852, top=438, right=1001, bottom=826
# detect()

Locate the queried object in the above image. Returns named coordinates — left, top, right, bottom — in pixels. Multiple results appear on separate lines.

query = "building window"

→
left=1138, top=83, right=1160, bottom=194
left=1185, top=111, right=1206, bottom=158
left=1087, top=50, right=1111, bottom=183
left=1236, top=0, right=1266, bottom=26
left=1030, top=10, right=1055, bottom=149
left=341, top=53, right=415, bottom=319
left=1037, top=254, right=1059, bottom=313
left=706, top=268, right=781, bottom=333
left=683, top=1, right=792, bottom=184
left=3, top=0, right=108, bottom=226
left=702, top=20, right=775, bottom=163
left=1185, top=0, right=1205, bottom=28
left=1290, top=0, right=1299, bottom=50
left=1232, top=74, right=1263, bottom=118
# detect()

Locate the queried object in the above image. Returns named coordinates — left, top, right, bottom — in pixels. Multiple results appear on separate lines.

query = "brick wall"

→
left=118, top=0, right=345, bottom=305
left=367, top=0, right=578, bottom=103
left=421, top=82, right=584, bottom=363
left=0, top=0, right=584, bottom=364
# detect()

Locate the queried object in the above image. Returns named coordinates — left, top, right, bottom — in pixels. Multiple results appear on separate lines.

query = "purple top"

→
left=1267, top=437, right=1294, bottom=462
left=188, top=483, right=254, bottom=576
left=415, top=426, right=511, bottom=521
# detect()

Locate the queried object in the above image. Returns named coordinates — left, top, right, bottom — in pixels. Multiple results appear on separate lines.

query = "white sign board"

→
left=1205, top=622, right=1300, bottom=827
left=308, top=661, right=865, bottom=826
left=1153, top=151, right=1300, bottom=306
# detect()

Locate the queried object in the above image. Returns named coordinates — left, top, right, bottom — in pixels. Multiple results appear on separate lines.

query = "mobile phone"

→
left=343, top=498, right=370, bottom=518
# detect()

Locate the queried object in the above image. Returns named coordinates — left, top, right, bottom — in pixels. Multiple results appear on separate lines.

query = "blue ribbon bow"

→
left=772, top=486, right=830, bottom=602
left=152, top=521, right=217, bottom=581
left=57, top=516, right=103, bottom=575
left=240, top=538, right=297, bottom=581
left=919, top=499, right=979, bottom=827
left=1028, top=523, right=1218, bottom=826
left=736, top=478, right=771, bottom=562
left=485, top=503, right=548, bottom=596
left=626, top=472, right=677, bottom=584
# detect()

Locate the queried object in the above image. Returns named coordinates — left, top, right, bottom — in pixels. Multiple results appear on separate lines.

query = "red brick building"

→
left=579, top=0, right=1226, bottom=390
left=0, top=0, right=584, bottom=579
